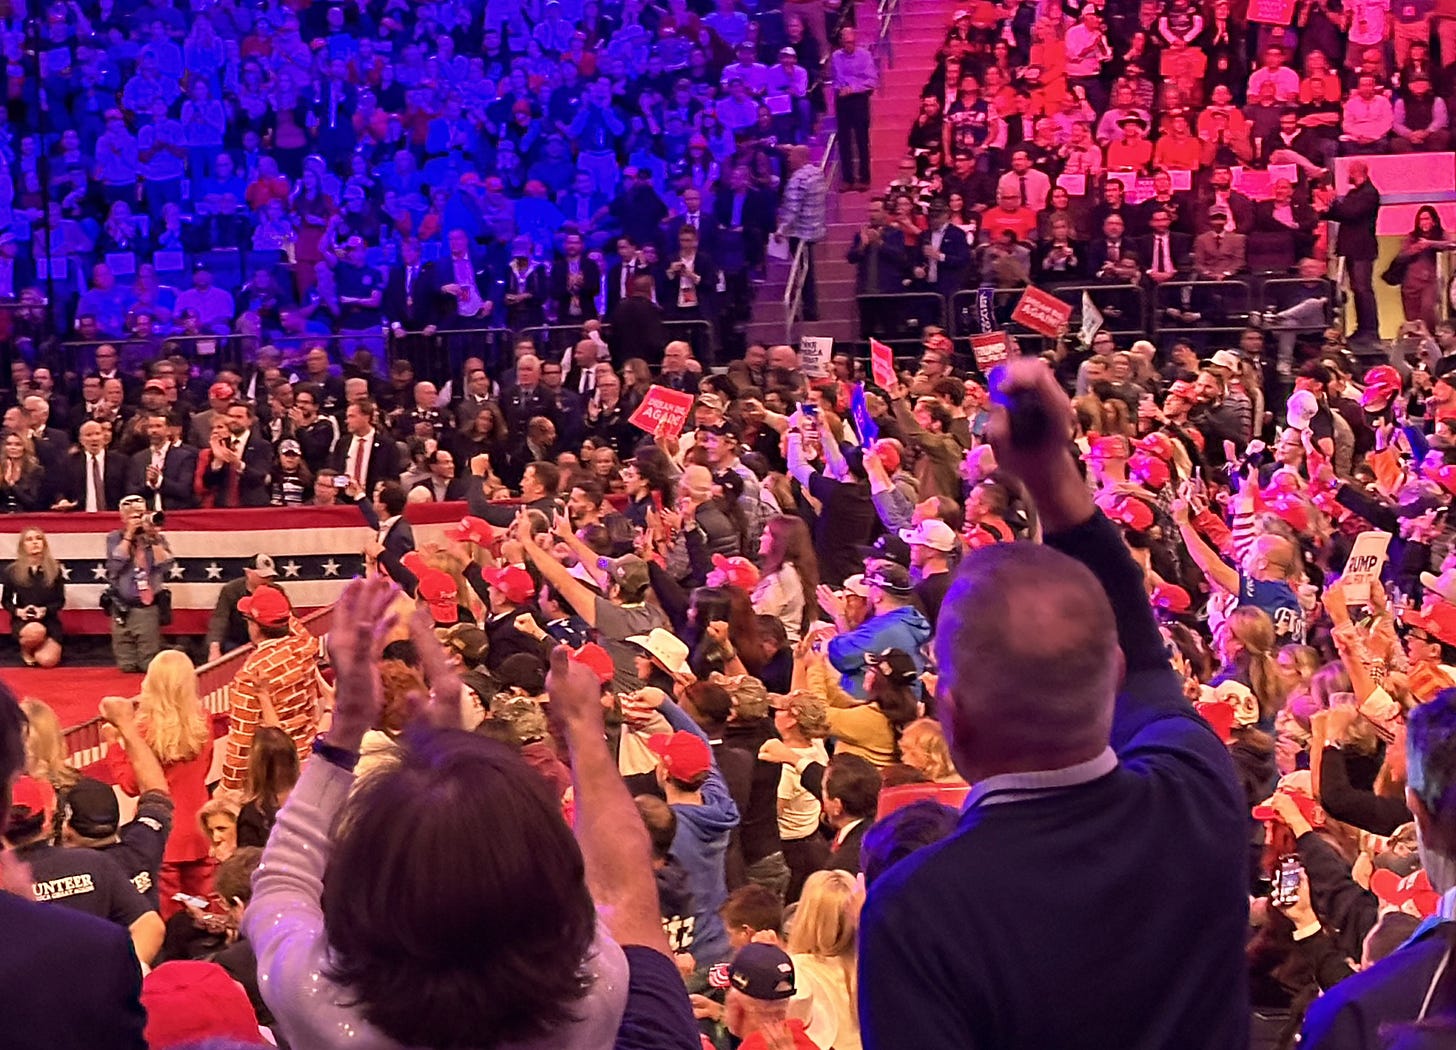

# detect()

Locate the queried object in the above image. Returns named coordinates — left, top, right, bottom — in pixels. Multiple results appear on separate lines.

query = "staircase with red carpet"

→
left=747, top=0, right=957, bottom=348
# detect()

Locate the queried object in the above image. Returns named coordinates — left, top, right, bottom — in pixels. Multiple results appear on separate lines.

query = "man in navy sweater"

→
left=1299, top=691, right=1456, bottom=1047
left=859, top=359, right=1250, bottom=1049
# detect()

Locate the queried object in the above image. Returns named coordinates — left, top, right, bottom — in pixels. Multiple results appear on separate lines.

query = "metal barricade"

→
left=662, top=320, right=717, bottom=364
left=1253, top=276, right=1336, bottom=331
left=855, top=292, right=946, bottom=344
left=1151, top=279, right=1254, bottom=337
left=0, top=298, right=51, bottom=375
left=951, top=283, right=1145, bottom=353
left=390, top=326, right=517, bottom=383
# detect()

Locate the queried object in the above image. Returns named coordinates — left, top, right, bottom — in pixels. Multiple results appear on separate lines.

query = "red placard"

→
left=1247, top=0, right=1296, bottom=22
left=869, top=338, right=896, bottom=389
left=970, top=331, right=1011, bottom=371
left=1010, top=286, right=1074, bottom=338
left=629, top=385, right=697, bottom=438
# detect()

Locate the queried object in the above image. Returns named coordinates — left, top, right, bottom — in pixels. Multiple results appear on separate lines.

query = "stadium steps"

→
left=745, top=0, right=954, bottom=350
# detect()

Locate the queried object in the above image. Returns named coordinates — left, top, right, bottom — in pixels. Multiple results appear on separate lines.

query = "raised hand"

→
left=326, top=576, right=401, bottom=749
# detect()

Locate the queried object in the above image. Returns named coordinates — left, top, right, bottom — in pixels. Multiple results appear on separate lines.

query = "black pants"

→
left=837, top=91, right=871, bottom=184
left=1346, top=257, right=1378, bottom=338
left=790, top=238, right=818, bottom=321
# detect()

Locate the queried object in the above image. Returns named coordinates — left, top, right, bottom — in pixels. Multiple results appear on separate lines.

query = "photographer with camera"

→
left=105, top=495, right=174, bottom=673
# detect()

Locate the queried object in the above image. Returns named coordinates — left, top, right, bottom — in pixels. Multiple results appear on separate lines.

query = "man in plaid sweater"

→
left=220, top=584, right=325, bottom=792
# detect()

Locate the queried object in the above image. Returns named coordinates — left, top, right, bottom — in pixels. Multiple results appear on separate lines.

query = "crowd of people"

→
left=843, top=0, right=1456, bottom=353
left=9, top=0, right=849, bottom=375
left=7, top=0, right=1456, bottom=1048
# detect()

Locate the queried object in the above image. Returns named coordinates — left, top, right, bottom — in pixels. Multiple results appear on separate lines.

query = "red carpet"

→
left=0, top=666, right=146, bottom=730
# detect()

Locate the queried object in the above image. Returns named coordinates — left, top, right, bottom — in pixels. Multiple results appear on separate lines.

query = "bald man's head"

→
left=935, top=544, right=1119, bottom=779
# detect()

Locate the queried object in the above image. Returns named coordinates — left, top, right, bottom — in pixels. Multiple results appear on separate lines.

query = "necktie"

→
left=1215, top=233, right=1223, bottom=252
left=1019, top=173, right=1028, bottom=206
left=687, top=213, right=697, bottom=229
left=1108, top=241, right=1119, bottom=262
left=351, top=437, right=365, bottom=486
left=1157, top=236, right=1168, bottom=273
left=90, top=454, right=103, bottom=512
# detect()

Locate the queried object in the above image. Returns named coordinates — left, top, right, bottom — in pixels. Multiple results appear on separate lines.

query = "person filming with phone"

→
left=104, top=494, right=175, bottom=673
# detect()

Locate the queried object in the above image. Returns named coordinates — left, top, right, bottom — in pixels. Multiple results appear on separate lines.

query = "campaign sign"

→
left=970, top=331, right=1011, bottom=370
left=1010, top=286, right=1073, bottom=337
left=800, top=335, right=834, bottom=378
left=628, top=386, right=696, bottom=438
left=1342, top=530, right=1392, bottom=604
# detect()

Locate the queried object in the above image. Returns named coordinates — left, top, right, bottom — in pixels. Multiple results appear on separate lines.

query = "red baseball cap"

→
left=1370, top=867, right=1440, bottom=918
left=1083, top=435, right=1129, bottom=461
left=869, top=439, right=901, bottom=475
left=1099, top=492, right=1153, bottom=531
left=647, top=731, right=713, bottom=782
left=445, top=515, right=495, bottom=545
left=143, top=962, right=269, bottom=1048
left=9, top=774, right=56, bottom=822
left=1134, top=432, right=1177, bottom=463
left=1128, top=451, right=1170, bottom=490
left=482, top=564, right=535, bottom=605
left=238, top=584, right=292, bottom=628
left=416, top=569, right=460, bottom=624
left=711, top=554, right=761, bottom=591
left=1193, top=700, right=1236, bottom=745
left=570, top=642, right=616, bottom=685
left=1152, top=581, right=1191, bottom=614
left=1167, top=380, right=1199, bottom=402
left=1252, top=774, right=1324, bottom=827
left=1264, top=492, right=1311, bottom=534
left=208, top=381, right=236, bottom=401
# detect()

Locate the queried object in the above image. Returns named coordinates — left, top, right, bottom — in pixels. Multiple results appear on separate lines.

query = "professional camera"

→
left=145, top=510, right=166, bottom=527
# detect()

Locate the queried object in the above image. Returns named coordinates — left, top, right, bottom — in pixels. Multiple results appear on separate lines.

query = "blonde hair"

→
left=137, top=649, right=210, bottom=763
left=21, top=699, right=79, bottom=789
left=901, top=718, right=956, bottom=781
left=197, top=797, right=240, bottom=838
left=1226, top=607, right=1289, bottom=720
left=10, top=527, right=60, bottom=587
left=787, top=870, right=862, bottom=1014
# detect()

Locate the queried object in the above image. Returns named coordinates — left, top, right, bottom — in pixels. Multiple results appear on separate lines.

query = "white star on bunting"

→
left=205, top=563, right=224, bottom=580
left=169, top=563, right=186, bottom=580
left=322, top=559, right=341, bottom=577
left=92, top=563, right=108, bottom=581
left=282, top=560, right=302, bottom=578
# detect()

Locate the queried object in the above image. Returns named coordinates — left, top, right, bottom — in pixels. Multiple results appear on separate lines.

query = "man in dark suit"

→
left=1135, top=207, right=1193, bottom=288
left=364, top=480, right=417, bottom=587
left=661, top=225, right=718, bottom=324
left=331, top=398, right=402, bottom=494
left=1196, top=164, right=1256, bottom=233
left=1086, top=213, right=1143, bottom=283
left=548, top=231, right=603, bottom=323
left=605, top=236, right=648, bottom=315
left=912, top=201, right=971, bottom=297
left=821, top=752, right=880, bottom=875
left=848, top=198, right=909, bottom=338
left=499, top=353, right=558, bottom=434
left=1315, top=159, right=1381, bottom=344
left=1130, top=171, right=1193, bottom=237
left=609, top=273, right=669, bottom=366
left=0, top=688, right=148, bottom=1050
left=410, top=448, right=473, bottom=501
left=56, top=420, right=128, bottom=512
left=1250, top=178, right=1317, bottom=272
left=93, top=342, right=142, bottom=404
left=661, top=187, right=720, bottom=256
left=126, top=410, right=199, bottom=510
left=714, top=166, right=775, bottom=275
left=21, top=394, right=70, bottom=481
left=383, top=236, right=440, bottom=333
left=204, top=401, right=273, bottom=507
left=1299, top=690, right=1456, bottom=1048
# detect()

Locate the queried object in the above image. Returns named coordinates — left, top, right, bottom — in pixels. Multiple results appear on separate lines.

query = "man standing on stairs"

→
left=777, top=144, right=828, bottom=323
left=831, top=27, right=877, bottom=192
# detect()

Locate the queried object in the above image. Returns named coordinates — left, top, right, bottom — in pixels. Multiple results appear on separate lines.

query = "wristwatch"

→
left=312, top=737, right=360, bottom=772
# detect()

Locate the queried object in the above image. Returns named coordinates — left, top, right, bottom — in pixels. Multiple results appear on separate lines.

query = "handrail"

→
left=61, top=603, right=338, bottom=766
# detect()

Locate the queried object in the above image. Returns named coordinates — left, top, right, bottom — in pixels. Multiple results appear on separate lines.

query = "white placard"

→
left=1342, top=530, right=1392, bottom=604
left=799, top=335, right=834, bottom=377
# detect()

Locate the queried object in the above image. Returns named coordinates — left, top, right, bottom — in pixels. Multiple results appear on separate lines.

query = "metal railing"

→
left=63, top=604, right=337, bottom=766
left=1150, top=279, right=1254, bottom=336
left=854, top=292, right=947, bottom=342
left=57, top=331, right=380, bottom=375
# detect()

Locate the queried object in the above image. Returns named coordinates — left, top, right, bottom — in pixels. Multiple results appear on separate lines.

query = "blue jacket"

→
left=1301, top=919, right=1453, bottom=1049
left=827, top=605, right=933, bottom=698
left=660, top=700, right=740, bottom=967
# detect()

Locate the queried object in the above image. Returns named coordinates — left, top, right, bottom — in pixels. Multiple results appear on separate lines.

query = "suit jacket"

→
left=1194, top=191, right=1255, bottom=233
left=1250, top=200, right=1317, bottom=271
left=383, top=260, right=441, bottom=330
left=376, top=516, right=417, bottom=589
left=0, top=893, right=147, bottom=1050
left=410, top=476, right=473, bottom=502
left=1128, top=193, right=1194, bottom=237
left=848, top=228, right=909, bottom=294
left=126, top=443, right=199, bottom=509
left=712, top=188, right=776, bottom=271
left=1134, top=231, right=1193, bottom=274
left=916, top=223, right=971, bottom=296
left=605, top=259, right=652, bottom=314
left=59, top=449, right=128, bottom=511
left=1300, top=921, right=1451, bottom=1049
left=1193, top=230, right=1248, bottom=277
left=548, top=255, right=602, bottom=322
left=203, top=431, right=273, bottom=507
left=1327, top=181, right=1381, bottom=261
left=608, top=295, right=669, bottom=365
left=501, top=261, right=550, bottom=329
left=660, top=250, right=718, bottom=319
left=1086, top=237, right=1142, bottom=279
left=823, top=820, right=868, bottom=875
left=330, top=430, right=402, bottom=494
